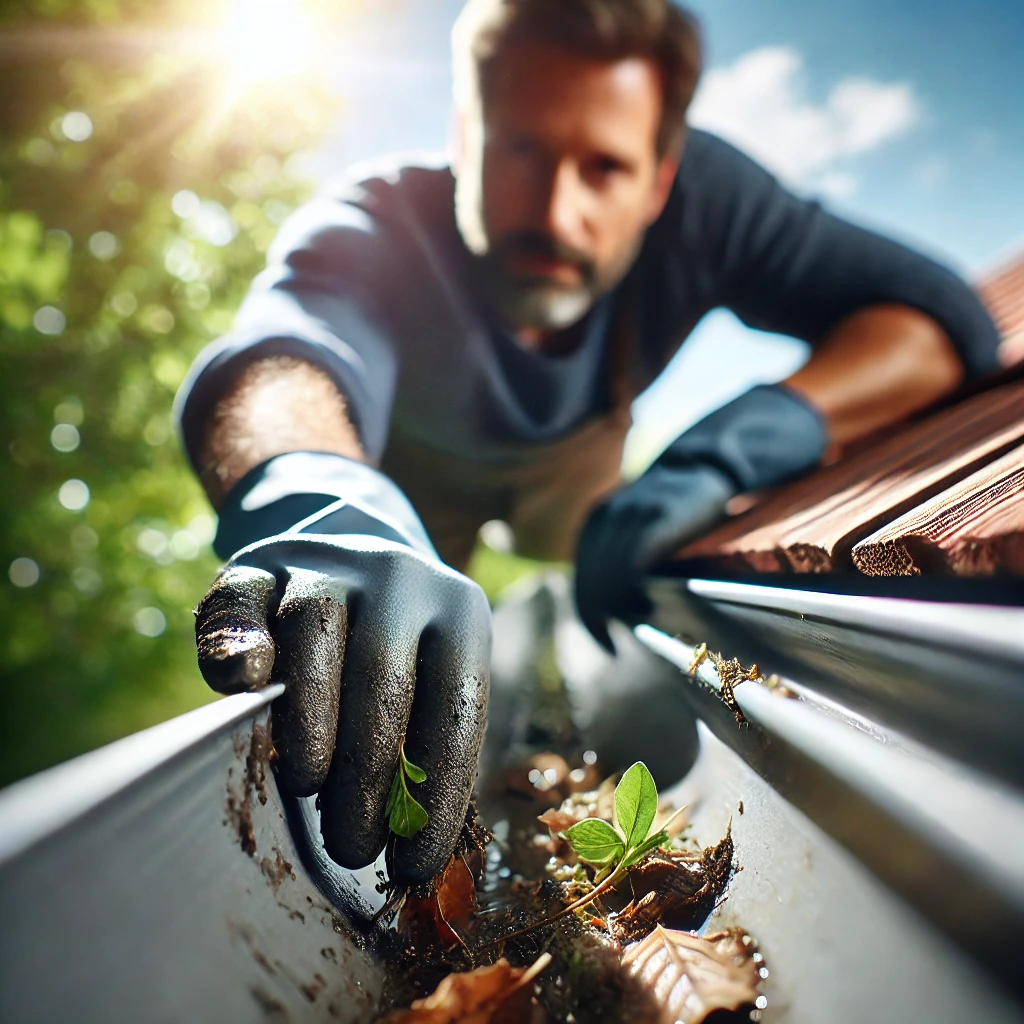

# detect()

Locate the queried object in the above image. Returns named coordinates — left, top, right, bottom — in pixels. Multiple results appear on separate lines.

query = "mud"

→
left=611, top=827, right=735, bottom=944
left=261, top=850, right=297, bottom=893
left=227, top=722, right=279, bottom=857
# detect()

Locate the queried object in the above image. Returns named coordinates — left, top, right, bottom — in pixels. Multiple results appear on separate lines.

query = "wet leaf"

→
left=387, top=768, right=429, bottom=839
left=613, top=828, right=735, bottom=944
left=615, top=762, right=658, bottom=848
left=399, top=855, right=478, bottom=950
left=565, top=818, right=625, bottom=866
left=437, top=855, right=478, bottom=930
left=384, top=953, right=552, bottom=1023
left=621, top=926, right=760, bottom=1024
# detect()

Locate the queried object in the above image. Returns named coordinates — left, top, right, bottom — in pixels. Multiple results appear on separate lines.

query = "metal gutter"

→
left=656, top=716, right=1024, bottom=1024
left=0, top=685, right=283, bottom=865
left=644, top=577, right=1024, bottom=786
left=2, top=576, right=1022, bottom=1021
left=634, top=580, right=1024, bottom=1011
left=685, top=579, right=1024, bottom=662
left=0, top=687, right=386, bottom=1024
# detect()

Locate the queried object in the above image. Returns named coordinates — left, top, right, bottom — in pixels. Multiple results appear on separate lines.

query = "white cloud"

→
left=689, top=47, right=922, bottom=191
left=817, top=171, right=860, bottom=201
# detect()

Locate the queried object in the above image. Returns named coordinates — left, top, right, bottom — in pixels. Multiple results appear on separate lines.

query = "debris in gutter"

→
left=688, top=643, right=779, bottom=724
left=382, top=953, right=552, bottom=1024
left=371, top=761, right=762, bottom=1024
left=398, top=854, right=479, bottom=952
left=611, top=825, right=734, bottom=944
left=225, top=721, right=278, bottom=856
left=621, top=925, right=762, bottom=1024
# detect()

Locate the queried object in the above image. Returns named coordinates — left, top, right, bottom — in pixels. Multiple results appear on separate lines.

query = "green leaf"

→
left=565, top=818, right=625, bottom=866
left=387, top=768, right=429, bottom=839
left=402, top=752, right=427, bottom=784
left=386, top=767, right=403, bottom=818
left=622, top=829, right=671, bottom=869
left=390, top=790, right=429, bottom=840
left=387, top=742, right=429, bottom=839
left=615, top=762, right=658, bottom=848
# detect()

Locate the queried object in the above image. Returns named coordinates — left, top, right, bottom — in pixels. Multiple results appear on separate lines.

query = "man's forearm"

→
left=199, top=355, right=365, bottom=508
left=784, top=304, right=964, bottom=450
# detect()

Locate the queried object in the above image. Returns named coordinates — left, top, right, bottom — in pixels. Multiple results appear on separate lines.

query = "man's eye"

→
left=591, top=156, right=625, bottom=179
left=508, top=138, right=536, bottom=158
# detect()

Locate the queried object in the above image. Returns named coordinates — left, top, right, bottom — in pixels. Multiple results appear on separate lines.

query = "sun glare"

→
left=220, top=0, right=313, bottom=83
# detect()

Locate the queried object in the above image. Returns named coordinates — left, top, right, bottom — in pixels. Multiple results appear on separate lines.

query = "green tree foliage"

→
left=0, top=0, right=339, bottom=784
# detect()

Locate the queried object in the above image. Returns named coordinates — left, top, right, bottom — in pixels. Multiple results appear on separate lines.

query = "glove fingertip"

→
left=392, top=837, right=451, bottom=887
left=197, top=626, right=276, bottom=694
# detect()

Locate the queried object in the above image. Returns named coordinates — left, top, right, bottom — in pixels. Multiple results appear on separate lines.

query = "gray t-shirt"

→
left=177, top=130, right=1000, bottom=470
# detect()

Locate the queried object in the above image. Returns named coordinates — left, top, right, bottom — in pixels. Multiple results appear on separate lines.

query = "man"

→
left=176, top=0, right=1000, bottom=886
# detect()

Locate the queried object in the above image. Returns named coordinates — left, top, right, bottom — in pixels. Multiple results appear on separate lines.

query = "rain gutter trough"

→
left=636, top=576, right=1024, bottom=1021
left=2, top=579, right=1023, bottom=1022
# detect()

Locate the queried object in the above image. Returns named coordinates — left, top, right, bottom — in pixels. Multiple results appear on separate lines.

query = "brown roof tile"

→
left=978, top=250, right=1024, bottom=366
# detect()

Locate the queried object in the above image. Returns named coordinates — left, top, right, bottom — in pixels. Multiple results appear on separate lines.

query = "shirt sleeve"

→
left=682, top=131, right=1001, bottom=377
left=173, top=195, right=400, bottom=471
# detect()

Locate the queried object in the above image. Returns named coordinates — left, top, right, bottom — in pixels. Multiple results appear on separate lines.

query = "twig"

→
left=475, top=866, right=627, bottom=951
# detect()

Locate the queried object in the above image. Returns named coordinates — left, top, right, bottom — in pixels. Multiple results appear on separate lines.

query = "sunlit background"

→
left=2, top=0, right=1022, bottom=785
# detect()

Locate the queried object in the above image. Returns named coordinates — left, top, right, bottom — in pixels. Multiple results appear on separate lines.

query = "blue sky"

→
left=313, top=0, right=1024, bottom=465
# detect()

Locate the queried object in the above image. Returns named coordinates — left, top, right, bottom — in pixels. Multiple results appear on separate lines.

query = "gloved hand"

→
left=575, top=384, right=828, bottom=649
left=193, top=452, right=491, bottom=885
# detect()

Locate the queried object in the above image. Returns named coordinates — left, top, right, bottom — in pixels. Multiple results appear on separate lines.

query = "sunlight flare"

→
left=219, top=0, right=313, bottom=83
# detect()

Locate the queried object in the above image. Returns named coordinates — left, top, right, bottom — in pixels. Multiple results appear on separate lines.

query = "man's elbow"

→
left=891, top=305, right=965, bottom=403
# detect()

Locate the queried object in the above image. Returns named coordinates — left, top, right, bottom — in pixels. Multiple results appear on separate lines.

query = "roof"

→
left=978, top=250, right=1024, bottom=366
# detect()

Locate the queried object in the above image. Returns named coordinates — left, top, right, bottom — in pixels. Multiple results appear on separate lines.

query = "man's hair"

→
left=452, top=0, right=702, bottom=158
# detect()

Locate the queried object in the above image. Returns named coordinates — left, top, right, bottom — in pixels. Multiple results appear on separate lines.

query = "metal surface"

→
left=661, top=720, right=1024, bottom=1024
left=3, top=573, right=1023, bottom=1022
left=0, top=689, right=386, bottom=1024
left=645, top=577, right=1024, bottom=786
left=635, top=600, right=1024, bottom=1011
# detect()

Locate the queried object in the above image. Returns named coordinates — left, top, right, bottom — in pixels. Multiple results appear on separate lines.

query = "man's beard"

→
left=474, top=230, right=635, bottom=332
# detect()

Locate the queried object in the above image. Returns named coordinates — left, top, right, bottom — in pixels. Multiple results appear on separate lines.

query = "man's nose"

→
left=539, top=160, right=588, bottom=248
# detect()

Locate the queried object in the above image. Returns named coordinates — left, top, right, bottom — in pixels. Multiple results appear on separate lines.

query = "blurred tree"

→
left=0, top=0, right=342, bottom=784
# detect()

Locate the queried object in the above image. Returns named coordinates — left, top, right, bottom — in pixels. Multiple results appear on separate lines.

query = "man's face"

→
left=454, top=43, right=679, bottom=333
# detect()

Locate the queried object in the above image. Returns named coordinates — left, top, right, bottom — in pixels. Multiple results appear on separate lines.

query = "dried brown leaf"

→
left=613, top=828, right=734, bottom=943
left=384, top=953, right=552, bottom=1024
left=534, top=807, right=581, bottom=865
left=437, top=856, right=478, bottom=930
left=621, top=926, right=760, bottom=1024
left=536, top=808, right=582, bottom=835
left=399, top=855, right=479, bottom=950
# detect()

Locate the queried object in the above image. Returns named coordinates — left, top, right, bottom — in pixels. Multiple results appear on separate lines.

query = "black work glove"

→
left=575, top=384, right=828, bottom=649
left=194, top=452, right=491, bottom=885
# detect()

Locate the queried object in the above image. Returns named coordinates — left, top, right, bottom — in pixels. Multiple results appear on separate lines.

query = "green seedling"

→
left=387, top=736, right=428, bottom=839
left=481, top=760, right=684, bottom=948
left=564, top=760, right=676, bottom=881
